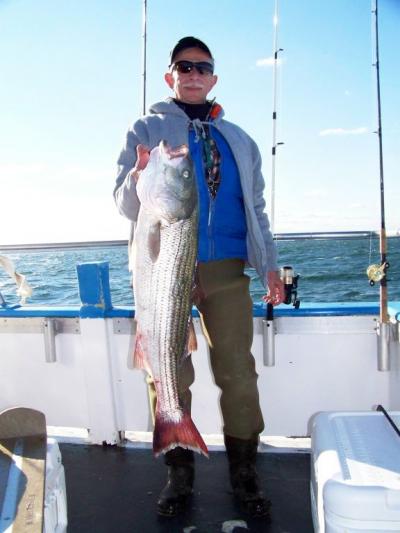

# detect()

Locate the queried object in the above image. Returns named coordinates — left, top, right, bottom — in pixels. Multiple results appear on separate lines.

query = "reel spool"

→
left=280, top=266, right=300, bottom=308
left=366, top=262, right=389, bottom=286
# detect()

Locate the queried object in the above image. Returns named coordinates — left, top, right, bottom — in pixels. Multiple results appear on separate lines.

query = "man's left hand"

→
left=262, top=271, right=284, bottom=306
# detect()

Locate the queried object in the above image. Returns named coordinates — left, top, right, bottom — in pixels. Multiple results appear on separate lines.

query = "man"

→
left=114, top=36, right=284, bottom=518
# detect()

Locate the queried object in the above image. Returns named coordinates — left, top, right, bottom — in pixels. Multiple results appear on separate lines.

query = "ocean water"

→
left=0, top=237, right=399, bottom=307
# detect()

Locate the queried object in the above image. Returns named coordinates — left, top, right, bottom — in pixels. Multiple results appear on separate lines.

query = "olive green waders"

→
left=147, top=259, right=268, bottom=516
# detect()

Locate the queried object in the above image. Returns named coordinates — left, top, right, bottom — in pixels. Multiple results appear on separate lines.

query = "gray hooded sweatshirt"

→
left=114, top=98, right=278, bottom=285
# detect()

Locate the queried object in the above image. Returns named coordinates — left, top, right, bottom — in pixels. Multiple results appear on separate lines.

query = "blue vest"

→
left=189, top=126, right=248, bottom=262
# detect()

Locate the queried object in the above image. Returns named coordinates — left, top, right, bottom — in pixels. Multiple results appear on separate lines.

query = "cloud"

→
left=0, top=162, right=111, bottom=187
left=256, top=57, right=282, bottom=67
left=319, top=127, right=368, bottom=137
left=303, top=189, right=328, bottom=199
left=1, top=163, right=47, bottom=177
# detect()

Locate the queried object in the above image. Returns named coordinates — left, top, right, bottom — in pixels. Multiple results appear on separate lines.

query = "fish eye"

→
left=181, top=169, right=191, bottom=179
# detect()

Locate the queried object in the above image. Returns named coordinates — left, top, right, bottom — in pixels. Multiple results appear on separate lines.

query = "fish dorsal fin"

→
left=148, top=222, right=161, bottom=262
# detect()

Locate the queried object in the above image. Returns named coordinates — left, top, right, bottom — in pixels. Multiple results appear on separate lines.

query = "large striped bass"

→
left=132, top=140, right=208, bottom=457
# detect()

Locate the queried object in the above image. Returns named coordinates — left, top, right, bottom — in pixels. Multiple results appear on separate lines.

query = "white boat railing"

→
left=0, top=261, right=399, bottom=445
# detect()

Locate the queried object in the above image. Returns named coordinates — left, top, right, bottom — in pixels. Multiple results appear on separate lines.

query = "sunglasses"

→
left=172, top=60, right=214, bottom=76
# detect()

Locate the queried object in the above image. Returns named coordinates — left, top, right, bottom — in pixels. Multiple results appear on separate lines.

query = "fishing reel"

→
left=366, top=262, right=389, bottom=286
left=263, top=265, right=300, bottom=367
left=280, top=266, right=300, bottom=308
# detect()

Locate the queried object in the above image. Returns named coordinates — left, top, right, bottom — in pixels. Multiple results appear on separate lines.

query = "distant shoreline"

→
left=1, top=231, right=399, bottom=252
left=275, top=231, right=399, bottom=241
left=274, top=230, right=399, bottom=240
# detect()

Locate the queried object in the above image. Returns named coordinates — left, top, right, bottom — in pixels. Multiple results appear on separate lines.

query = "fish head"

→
left=137, top=141, right=197, bottom=224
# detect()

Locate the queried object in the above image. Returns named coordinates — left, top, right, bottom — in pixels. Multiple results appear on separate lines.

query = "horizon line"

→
left=1, top=230, right=400, bottom=252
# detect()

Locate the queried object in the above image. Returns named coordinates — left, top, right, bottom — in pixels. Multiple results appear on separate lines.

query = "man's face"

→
left=164, top=48, right=218, bottom=104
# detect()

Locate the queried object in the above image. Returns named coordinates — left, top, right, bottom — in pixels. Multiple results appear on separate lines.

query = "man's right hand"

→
left=132, top=144, right=151, bottom=181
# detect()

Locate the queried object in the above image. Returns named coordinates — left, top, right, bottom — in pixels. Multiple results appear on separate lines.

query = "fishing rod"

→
left=127, top=0, right=148, bottom=259
left=263, top=2, right=300, bottom=367
left=141, top=0, right=147, bottom=116
left=366, top=0, right=391, bottom=371
left=270, top=0, right=284, bottom=236
left=264, top=0, right=281, bottom=368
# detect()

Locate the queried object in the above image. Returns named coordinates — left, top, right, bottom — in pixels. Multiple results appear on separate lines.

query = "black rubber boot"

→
left=157, top=447, right=195, bottom=517
left=224, top=434, right=271, bottom=518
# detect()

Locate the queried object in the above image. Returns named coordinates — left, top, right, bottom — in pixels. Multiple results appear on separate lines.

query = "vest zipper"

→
left=207, top=196, right=215, bottom=259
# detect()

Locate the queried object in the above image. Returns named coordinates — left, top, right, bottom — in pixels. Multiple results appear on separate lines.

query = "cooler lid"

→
left=323, top=412, right=400, bottom=520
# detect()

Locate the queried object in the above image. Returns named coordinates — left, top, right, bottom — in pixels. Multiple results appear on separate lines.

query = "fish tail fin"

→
left=187, top=319, right=197, bottom=353
left=153, top=412, right=208, bottom=458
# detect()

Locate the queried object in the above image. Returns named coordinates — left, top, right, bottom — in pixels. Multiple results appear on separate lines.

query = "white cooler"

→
left=44, top=438, right=68, bottom=533
left=311, top=411, right=400, bottom=532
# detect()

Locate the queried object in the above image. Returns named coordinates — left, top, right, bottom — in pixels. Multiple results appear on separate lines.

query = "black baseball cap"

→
left=169, top=36, right=213, bottom=66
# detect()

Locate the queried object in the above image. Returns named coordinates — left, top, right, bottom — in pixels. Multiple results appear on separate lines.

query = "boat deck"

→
left=60, top=444, right=312, bottom=533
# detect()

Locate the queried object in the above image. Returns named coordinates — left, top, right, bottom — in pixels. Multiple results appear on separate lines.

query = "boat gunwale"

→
left=1, top=301, right=398, bottom=318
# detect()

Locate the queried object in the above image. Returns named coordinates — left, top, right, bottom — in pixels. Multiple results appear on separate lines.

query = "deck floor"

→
left=60, top=444, right=313, bottom=533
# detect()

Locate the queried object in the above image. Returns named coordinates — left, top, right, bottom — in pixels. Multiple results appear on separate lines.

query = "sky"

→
left=0, top=0, right=399, bottom=245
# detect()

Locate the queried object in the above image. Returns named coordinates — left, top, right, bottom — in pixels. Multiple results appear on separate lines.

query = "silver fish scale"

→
left=152, top=213, right=198, bottom=416
left=134, top=206, right=198, bottom=420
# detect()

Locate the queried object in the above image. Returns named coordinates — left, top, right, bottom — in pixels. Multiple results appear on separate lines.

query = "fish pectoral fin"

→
left=186, top=319, right=197, bottom=353
left=148, top=222, right=161, bottom=262
left=133, top=325, right=148, bottom=370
